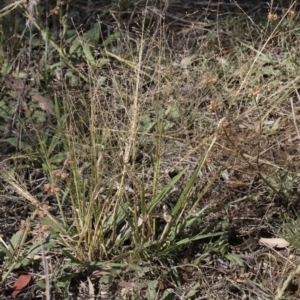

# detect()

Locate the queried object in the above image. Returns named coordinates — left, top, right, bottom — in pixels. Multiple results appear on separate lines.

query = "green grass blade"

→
left=147, top=167, right=187, bottom=214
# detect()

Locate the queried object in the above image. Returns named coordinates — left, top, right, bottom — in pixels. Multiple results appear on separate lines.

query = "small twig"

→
left=291, top=84, right=300, bottom=139
left=275, top=264, right=300, bottom=300
left=39, top=224, right=50, bottom=300
left=104, top=50, right=154, bottom=80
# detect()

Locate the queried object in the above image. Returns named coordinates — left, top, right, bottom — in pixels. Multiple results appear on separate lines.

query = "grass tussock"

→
left=0, top=0, right=300, bottom=299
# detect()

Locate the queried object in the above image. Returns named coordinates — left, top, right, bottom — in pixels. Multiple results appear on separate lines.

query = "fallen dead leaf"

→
left=26, top=254, right=50, bottom=260
left=91, top=271, right=110, bottom=279
left=6, top=78, right=26, bottom=91
left=180, top=54, right=197, bottom=68
left=225, top=180, right=249, bottom=188
left=31, top=94, right=54, bottom=115
left=48, top=5, right=60, bottom=17
left=118, top=282, right=148, bottom=289
left=120, top=287, right=133, bottom=299
left=201, top=76, right=218, bottom=85
left=12, top=274, right=32, bottom=298
left=294, top=264, right=300, bottom=276
left=87, top=277, right=95, bottom=300
left=259, top=237, right=290, bottom=248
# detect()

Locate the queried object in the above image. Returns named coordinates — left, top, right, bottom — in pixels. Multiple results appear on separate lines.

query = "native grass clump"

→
left=0, top=0, right=300, bottom=299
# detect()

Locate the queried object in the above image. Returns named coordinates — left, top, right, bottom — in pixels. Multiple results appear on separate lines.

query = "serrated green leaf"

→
left=83, top=24, right=100, bottom=46
left=8, top=229, right=27, bottom=251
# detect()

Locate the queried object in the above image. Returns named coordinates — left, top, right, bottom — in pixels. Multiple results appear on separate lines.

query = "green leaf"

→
left=69, top=36, right=81, bottom=55
left=0, top=100, right=7, bottom=108
left=1, top=60, right=12, bottom=75
left=27, top=238, right=57, bottom=259
left=20, top=257, right=31, bottom=266
left=184, top=282, right=200, bottom=299
left=225, top=253, right=245, bottom=267
left=49, top=152, right=66, bottom=164
left=260, top=65, right=281, bottom=77
left=95, top=58, right=110, bottom=67
left=9, top=229, right=27, bottom=251
left=159, top=231, right=224, bottom=256
left=13, top=261, right=21, bottom=269
left=162, top=119, right=175, bottom=130
left=3, top=138, right=32, bottom=152
left=0, top=245, right=12, bottom=258
left=168, top=105, right=181, bottom=120
left=263, top=118, right=280, bottom=135
left=127, top=263, right=143, bottom=272
left=145, top=280, right=158, bottom=299
left=99, top=275, right=111, bottom=284
left=83, top=44, right=96, bottom=66
left=36, top=280, right=46, bottom=290
left=103, top=203, right=128, bottom=234
left=41, top=216, right=66, bottom=235
left=64, top=29, right=77, bottom=40
left=45, top=62, right=62, bottom=71
left=139, top=113, right=157, bottom=133
left=41, top=29, right=51, bottom=41
left=12, top=71, right=27, bottom=79
left=65, top=71, right=80, bottom=87
left=31, top=110, right=47, bottom=123
left=162, top=290, right=174, bottom=299
left=47, top=130, right=62, bottom=156
left=101, top=32, right=121, bottom=47
left=83, top=24, right=100, bottom=46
